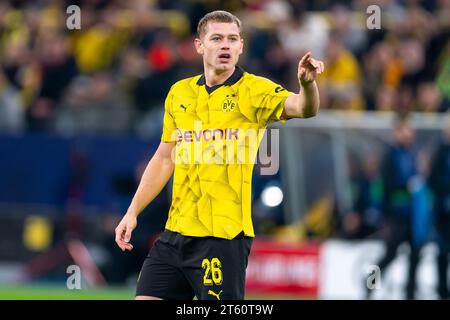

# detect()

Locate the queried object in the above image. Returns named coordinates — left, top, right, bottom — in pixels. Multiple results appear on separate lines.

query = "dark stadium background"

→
left=0, top=0, right=449, bottom=299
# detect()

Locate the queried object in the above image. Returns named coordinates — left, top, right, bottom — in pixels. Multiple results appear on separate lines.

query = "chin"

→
left=216, top=63, right=233, bottom=72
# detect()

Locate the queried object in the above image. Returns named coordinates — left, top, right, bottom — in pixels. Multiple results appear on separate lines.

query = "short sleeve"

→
left=161, top=88, right=177, bottom=142
left=251, top=77, right=294, bottom=126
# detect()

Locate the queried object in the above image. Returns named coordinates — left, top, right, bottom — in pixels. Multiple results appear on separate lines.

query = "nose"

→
left=220, top=39, right=230, bottom=50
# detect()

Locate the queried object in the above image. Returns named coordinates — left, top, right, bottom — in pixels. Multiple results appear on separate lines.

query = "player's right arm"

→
left=115, top=141, right=175, bottom=251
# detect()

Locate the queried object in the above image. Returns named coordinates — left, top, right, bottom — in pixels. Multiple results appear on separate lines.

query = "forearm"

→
left=298, top=80, right=320, bottom=118
left=284, top=80, right=320, bottom=119
left=126, top=154, right=174, bottom=218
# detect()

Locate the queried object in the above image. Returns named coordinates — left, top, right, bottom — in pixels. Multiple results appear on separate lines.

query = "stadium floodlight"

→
left=261, top=186, right=283, bottom=207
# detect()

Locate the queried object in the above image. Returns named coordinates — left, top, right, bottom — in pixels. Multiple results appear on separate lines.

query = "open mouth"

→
left=218, top=53, right=231, bottom=61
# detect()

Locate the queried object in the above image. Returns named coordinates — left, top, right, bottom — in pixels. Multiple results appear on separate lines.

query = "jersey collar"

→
left=197, top=66, right=244, bottom=94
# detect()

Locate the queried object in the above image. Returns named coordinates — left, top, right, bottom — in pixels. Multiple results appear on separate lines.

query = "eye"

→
left=211, top=37, right=220, bottom=41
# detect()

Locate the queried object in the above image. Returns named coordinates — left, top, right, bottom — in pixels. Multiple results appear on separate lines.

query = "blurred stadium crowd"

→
left=1, top=0, right=450, bottom=294
left=0, top=0, right=449, bottom=134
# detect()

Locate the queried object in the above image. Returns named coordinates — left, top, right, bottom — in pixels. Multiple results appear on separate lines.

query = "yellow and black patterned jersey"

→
left=161, top=67, right=293, bottom=239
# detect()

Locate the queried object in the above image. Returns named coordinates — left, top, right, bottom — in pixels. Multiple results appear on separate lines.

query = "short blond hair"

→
left=197, top=10, right=242, bottom=38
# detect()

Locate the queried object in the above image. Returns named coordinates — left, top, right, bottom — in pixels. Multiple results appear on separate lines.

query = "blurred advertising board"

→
left=246, top=239, right=321, bottom=297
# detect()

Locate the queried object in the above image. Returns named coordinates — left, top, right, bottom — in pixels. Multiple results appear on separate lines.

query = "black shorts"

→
left=136, top=230, right=253, bottom=300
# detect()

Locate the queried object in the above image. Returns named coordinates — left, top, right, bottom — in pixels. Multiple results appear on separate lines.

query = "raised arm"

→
left=115, top=141, right=175, bottom=251
left=283, top=52, right=324, bottom=119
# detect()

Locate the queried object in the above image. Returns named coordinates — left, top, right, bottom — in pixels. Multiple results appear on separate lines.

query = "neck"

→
left=204, top=65, right=235, bottom=87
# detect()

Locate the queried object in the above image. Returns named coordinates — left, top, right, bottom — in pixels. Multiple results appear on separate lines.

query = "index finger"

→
left=299, top=51, right=312, bottom=66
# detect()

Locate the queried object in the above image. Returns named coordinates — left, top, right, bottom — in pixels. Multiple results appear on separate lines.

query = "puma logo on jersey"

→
left=180, top=104, right=188, bottom=111
left=208, top=289, right=223, bottom=300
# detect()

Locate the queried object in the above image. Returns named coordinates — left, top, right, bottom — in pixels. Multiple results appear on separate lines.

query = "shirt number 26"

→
left=202, top=258, right=223, bottom=286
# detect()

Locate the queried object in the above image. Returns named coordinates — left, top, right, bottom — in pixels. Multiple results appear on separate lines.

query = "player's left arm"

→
left=283, top=52, right=324, bottom=118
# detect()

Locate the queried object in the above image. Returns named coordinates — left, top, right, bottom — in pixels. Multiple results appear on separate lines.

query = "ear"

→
left=239, top=38, right=244, bottom=55
left=194, top=38, right=203, bottom=55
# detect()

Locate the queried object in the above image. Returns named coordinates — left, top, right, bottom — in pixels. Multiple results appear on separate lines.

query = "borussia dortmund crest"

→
left=222, top=94, right=237, bottom=112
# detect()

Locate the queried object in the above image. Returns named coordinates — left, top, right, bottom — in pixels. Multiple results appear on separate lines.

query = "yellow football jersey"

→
left=161, top=67, right=293, bottom=239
